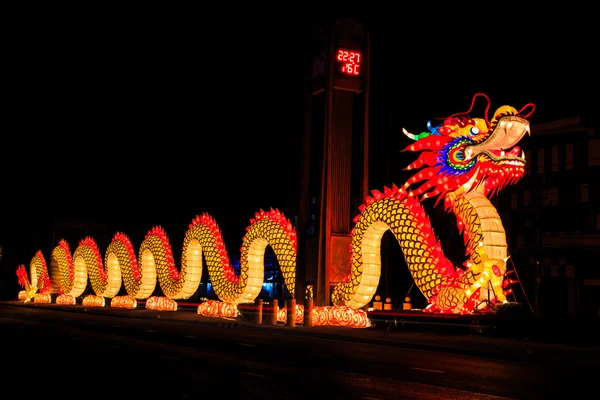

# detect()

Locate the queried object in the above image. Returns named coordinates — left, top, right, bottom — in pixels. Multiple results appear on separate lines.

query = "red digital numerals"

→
left=336, top=49, right=361, bottom=76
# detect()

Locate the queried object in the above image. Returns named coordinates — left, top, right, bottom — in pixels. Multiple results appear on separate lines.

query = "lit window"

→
left=551, top=146, right=558, bottom=172
left=566, top=143, right=574, bottom=169
left=581, top=183, right=589, bottom=203
left=511, top=192, right=518, bottom=209
left=589, top=139, right=600, bottom=166
left=537, top=148, right=545, bottom=173
left=566, top=265, right=575, bottom=278
left=548, top=187, right=559, bottom=205
left=544, top=257, right=551, bottom=266
left=524, top=190, right=531, bottom=206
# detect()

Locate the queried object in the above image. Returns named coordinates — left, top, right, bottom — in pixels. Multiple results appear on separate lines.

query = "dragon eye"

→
left=470, top=127, right=479, bottom=136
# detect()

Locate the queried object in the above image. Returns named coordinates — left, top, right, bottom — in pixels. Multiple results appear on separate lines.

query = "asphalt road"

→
left=0, top=304, right=595, bottom=399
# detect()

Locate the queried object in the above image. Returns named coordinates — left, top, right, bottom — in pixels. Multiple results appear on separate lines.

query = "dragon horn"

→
left=402, top=128, right=418, bottom=141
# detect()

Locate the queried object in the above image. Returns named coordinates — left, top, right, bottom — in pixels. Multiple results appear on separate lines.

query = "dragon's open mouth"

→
left=465, top=115, right=529, bottom=165
left=482, top=145, right=525, bottom=165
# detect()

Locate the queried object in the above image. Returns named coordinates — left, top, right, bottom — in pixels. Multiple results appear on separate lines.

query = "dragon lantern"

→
left=16, top=93, right=534, bottom=320
left=332, top=93, right=534, bottom=314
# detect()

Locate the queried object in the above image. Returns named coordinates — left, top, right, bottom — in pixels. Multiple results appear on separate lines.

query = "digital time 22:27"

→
left=336, top=49, right=361, bottom=76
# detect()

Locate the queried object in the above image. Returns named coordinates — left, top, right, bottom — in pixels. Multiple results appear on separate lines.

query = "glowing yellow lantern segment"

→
left=29, top=251, right=51, bottom=295
left=15, top=208, right=297, bottom=308
left=192, top=209, right=296, bottom=304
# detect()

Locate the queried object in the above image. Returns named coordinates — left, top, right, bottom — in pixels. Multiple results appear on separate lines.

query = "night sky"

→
left=1, top=12, right=596, bottom=283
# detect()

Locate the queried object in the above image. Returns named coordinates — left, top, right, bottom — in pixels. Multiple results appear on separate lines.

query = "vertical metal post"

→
left=286, top=298, right=296, bottom=327
left=255, top=298, right=263, bottom=324
left=269, top=299, right=278, bottom=325
left=304, top=297, right=314, bottom=327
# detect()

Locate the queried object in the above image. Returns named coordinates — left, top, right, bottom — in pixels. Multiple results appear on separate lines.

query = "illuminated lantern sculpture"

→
left=191, top=209, right=296, bottom=305
left=16, top=264, right=37, bottom=302
left=15, top=209, right=298, bottom=313
left=52, top=240, right=81, bottom=305
left=104, top=208, right=297, bottom=309
left=28, top=251, right=52, bottom=303
left=331, top=93, right=535, bottom=314
left=14, top=93, right=532, bottom=321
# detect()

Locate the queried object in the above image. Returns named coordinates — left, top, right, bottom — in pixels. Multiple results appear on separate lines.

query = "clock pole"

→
left=297, top=18, right=370, bottom=307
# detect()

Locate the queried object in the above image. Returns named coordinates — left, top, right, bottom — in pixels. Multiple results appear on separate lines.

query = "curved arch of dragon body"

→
left=332, top=94, right=535, bottom=314
left=21, top=209, right=297, bottom=307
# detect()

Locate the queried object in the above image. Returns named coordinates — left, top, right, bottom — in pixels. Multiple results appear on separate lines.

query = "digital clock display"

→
left=336, top=49, right=361, bottom=76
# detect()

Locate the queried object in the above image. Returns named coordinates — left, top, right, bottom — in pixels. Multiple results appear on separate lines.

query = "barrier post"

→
left=255, top=298, right=263, bottom=324
left=269, top=299, right=278, bottom=325
left=304, top=297, right=313, bottom=327
left=286, top=298, right=296, bottom=327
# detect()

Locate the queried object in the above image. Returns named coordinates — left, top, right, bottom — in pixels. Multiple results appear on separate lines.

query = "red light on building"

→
left=336, top=49, right=361, bottom=76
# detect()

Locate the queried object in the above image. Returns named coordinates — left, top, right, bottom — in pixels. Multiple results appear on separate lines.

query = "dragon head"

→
left=402, top=93, right=535, bottom=203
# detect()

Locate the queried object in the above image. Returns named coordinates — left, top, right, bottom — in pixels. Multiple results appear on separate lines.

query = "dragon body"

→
left=21, top=209, right=296, bottom=308
left=332, top=94, right=534, bottom=313
left=16, top=94, right=532, bottom=317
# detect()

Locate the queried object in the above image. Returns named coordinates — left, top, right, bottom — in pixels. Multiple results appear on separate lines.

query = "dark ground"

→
left=1, top=302, right=598, bottom=399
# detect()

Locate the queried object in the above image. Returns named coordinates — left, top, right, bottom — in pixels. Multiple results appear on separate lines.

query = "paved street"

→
left=1, top=304, right=596, bottom=399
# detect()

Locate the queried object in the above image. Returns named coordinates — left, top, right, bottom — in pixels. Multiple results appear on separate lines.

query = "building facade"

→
left=498, top=117, right=599, bottom=318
